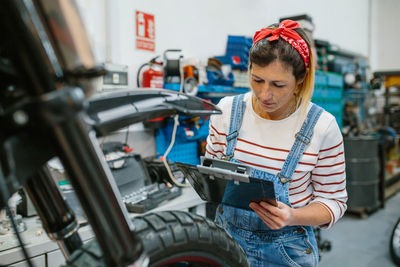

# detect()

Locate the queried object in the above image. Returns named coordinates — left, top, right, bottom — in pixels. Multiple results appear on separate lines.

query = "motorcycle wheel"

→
left=390, top=217, right=400, bottom=265
left=65, top=210, right=249, bottom=267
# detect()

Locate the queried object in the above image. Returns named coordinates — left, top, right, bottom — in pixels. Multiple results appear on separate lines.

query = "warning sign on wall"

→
left=135, top=11, right=155, bottom=52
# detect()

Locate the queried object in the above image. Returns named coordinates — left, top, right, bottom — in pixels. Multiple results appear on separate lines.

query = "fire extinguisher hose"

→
left=136, top=62, right=149, bottom=88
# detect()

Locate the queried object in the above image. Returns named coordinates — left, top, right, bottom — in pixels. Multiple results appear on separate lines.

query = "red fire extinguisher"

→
left=137, top=56, right=165, bottom=128
left=137, top=56, right=164, bottom=88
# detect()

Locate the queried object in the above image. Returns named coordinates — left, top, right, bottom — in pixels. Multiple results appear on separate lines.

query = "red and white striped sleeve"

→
left=311, top=119, right=348, bottom=229
left=204, top=97, right=231, bottom=159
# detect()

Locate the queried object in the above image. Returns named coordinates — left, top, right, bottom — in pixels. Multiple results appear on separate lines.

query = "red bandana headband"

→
left=253, top=20, right=310, bottom=68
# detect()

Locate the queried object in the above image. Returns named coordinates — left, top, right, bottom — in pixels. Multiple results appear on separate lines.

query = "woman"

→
left=205, top=20, right=347, bottom=267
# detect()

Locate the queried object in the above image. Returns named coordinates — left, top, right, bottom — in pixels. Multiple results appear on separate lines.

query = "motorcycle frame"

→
left=0, top=1, right=220, bottom=266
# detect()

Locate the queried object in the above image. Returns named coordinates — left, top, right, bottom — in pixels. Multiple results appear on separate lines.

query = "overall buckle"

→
left=277, top=172, right=288, bottom=184
left=295, top=132, right=311, bottom=145
left=226, top=130, right=238, bottom=141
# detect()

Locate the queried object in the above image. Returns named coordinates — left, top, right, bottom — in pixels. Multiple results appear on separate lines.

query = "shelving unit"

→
left=373, top=71, right=400, bottom=205
left=312, top=71, right=344, bottom=129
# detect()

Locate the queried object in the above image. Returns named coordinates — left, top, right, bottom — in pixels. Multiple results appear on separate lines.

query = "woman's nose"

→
left=260, top=84, right=273, bottom=99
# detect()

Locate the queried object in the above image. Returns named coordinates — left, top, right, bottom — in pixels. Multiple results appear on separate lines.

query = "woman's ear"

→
left=297, top=70, right=307, bottom=85
left=296, top=70, right=308, bottom=88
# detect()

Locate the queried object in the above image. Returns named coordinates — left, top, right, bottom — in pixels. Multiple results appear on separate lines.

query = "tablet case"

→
left=177, top=157, right=277, bottom=210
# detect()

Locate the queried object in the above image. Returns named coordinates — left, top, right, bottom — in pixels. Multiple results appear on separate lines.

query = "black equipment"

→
left=122, top=183, right=182, bottom=213
left=144, top=156, right=186, bottom=185
left=102, top=142, right=183, bottom=213
left=163, top=49, right=182, bottom=84
left=102, top=142, right=152, bottom=191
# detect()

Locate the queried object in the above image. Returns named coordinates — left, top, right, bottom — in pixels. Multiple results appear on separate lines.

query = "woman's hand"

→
left=249, top=201, right=295, bottom=229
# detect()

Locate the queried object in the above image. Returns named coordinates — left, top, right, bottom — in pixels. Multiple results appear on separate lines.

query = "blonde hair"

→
left=297, top=49, right=315, bottom=115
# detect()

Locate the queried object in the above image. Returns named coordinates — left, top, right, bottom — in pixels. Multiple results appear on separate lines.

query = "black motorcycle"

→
left=0, top=1, right=248, bottom=266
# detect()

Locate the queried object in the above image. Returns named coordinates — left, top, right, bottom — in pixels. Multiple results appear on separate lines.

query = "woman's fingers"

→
left=260, top=201, right=285, bottom=216
left=260, top=201, right=293, bottom=225
left=250, top=202, right=284, bottom=229
left=252, top=208, right=280, bottom=229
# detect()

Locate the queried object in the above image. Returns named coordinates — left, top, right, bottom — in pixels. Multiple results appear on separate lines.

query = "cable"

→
left=162, top=115, right=187, bottom=187
left=0, top=170, right=33, bottom=267
left=124, top=125, right=130, bottom=146
left=162, top=56, right=189, bottom=187
left=5, top=205, right=34, bottom=267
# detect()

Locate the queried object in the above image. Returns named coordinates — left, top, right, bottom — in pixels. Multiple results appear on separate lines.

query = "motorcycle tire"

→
left=65, top=210, right=249, bottom=267
left=390, top=217, right=400, bottom=266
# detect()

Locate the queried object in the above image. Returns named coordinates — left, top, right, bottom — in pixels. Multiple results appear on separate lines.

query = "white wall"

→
left=76, top=0, right=107, bottom=63
left=76, top=0, right=400, bottom=83
left=74, top=0, right=400, bottom=154
left=77, top=0, right=371, bottom=86
left=370, top=0, right=400, bottom=71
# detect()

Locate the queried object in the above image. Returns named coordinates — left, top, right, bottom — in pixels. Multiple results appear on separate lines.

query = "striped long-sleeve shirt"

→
left=205, top=92, right=347, bottom=229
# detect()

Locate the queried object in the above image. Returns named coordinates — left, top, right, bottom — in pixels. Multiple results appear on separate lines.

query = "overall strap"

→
left=225, top=94, right=246, bottom=160
left=277, top=103, right=323, bottom=183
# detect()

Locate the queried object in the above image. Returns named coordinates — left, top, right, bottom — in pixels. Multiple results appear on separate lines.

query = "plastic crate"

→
left=313, top=100, right=343, bottom=129
left=198, top=119, right=210, bottom=139
left=164, top=83, right=181, bottom=91
left=225, top=50, right=249, bottom=61
left=315, top=71, right=344, bottom=88
left=312, top=86, right=343, bottom=101
left=326, top=72, right=344, bottom=88
left=197, top=85, right=250, bottom=94
left=206, top=70, right=234, bottom=86
left=227, top=43, right=250, bottom=53
left=214, top=56, right=248, bottom=71
left=323, top=101, right=343, bottom=114
left=333, top=112, right=343, bottom=129
left=157, top=140, right=199, bottom=165
left=227, top=35, right=252, bottom=46
left=155, top=123, right=200, bottom=165
left=315, top=71, right=328, bottom=87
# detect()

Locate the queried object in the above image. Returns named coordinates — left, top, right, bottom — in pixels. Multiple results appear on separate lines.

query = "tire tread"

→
left=65, top=210, right=249, bottom=267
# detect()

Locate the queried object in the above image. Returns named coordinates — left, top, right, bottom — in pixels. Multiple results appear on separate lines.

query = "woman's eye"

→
left=274, top=84, right=285, bottom=88
left=253, top=79, right=263, bottom=83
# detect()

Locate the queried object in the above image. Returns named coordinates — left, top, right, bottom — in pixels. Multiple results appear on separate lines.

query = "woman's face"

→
left=250, top=61, right=302, bottom=120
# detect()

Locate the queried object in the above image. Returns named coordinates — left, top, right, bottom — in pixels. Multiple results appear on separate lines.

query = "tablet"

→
left=176, top=157, right=277, bottom=210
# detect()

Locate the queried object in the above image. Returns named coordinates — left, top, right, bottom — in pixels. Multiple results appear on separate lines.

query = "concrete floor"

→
left=319, top=192, right=400, bottom=267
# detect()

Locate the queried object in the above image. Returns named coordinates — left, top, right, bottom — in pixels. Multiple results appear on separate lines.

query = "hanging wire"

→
left=0, top=170, right=33, bottom=267
left=124, top=125, right=130, bottom=146
left=5, top=205, right=34, bottom=267
left=162, top=56, right=189, bottom=187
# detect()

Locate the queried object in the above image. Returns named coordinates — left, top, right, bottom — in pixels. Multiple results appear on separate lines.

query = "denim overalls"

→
left=215, top=94, right=323, bottom=267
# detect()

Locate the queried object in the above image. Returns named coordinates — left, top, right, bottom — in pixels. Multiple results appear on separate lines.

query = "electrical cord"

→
left=124, top=125, right=130, bottom=145
left=0, top=170, right=34, bottom=267
left=5, top=205, right=34, bottom=267
left=162, top=56, right=190, bottom=188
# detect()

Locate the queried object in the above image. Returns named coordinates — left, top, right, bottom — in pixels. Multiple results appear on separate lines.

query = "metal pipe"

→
left=25, top=166, right=83, bottom=258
